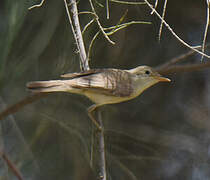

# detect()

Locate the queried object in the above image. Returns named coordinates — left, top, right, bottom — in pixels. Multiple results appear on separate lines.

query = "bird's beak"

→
left=155, top=76, right=171, bottom=82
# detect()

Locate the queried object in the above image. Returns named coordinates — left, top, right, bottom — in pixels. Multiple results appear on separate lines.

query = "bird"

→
left=27, top=65, right=170, bottom=130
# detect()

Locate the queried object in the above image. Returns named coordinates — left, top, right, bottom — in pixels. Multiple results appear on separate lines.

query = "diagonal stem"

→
left=0, top=150, right=23, bottom=180
left=64, top=1, right=107, bottom=179
left=64, top=0, right=89, bottom=71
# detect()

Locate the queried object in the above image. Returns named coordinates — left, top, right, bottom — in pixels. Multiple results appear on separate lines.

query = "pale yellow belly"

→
left=84, top=91, right=135, bottom=105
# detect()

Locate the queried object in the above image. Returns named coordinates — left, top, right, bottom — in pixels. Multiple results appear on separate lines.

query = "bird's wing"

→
left=61, top=69, right=101, bottom=79
left=68, top=69, right=134, bottom=97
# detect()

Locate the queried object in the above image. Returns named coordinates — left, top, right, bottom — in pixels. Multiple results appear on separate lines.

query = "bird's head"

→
left=127, top=65, right=170, bottom=93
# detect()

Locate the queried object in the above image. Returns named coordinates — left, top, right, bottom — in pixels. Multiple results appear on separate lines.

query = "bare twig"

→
left=0, top=150, right=23, bottom=180
left=88, top=31, right=100, bottom=60
left=87, top=31, right=108, bottom=179
left=151, top=0, right=159, bottom=14
left=156, top=47, right=201, bottom=71
left=95, top=0, right=104, bottom=7
left=156, top=45, right=210, bottom=74
left=82, top=19, right=95, bottom=35
left=157, top=62, right=210, bottom=75
left=0, top=93, right=48, bottom=121
left=109, top=155, right=138, bottom=180
left=106, top=0, right=110, bottom=19
left=201, top=0, right=210, bottom=61
left=65, top=1, right=107, bottom=179
left=105, top=21, right=151, bottom=35
left=89, top=0, right=115, bottom=44
left=97, top=111, right=107, bottom=180
left=158, top=0, right=168, bottom=41
left=156, top=44, right=210, bottom=71
left=110, top=0, right=146, bottom=5
left=64, top=0, right=89, bottom=71
left=89, top=111, right=107, bottom=180
left=87, top=20, right=151, bottom=60
left=78, top=11, right=96, bottom=16
left=28, top=0, right=45, bottom=10
left=144, top=0, right=210, bottom=59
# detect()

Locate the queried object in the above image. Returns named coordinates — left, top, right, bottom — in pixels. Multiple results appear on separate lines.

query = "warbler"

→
left=27, top=66, right=170, bottom=130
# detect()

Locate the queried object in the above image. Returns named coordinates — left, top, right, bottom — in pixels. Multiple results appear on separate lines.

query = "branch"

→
left=0, top=150, right=23, bottom=180
left=89, top=0, right=115, bottom=44
left=156, top=45, right=210, bottom=74
left=28, top=0, right=45, bottom=10
left=156, top=48, right=199, bottom=71
left=64, top=0, right=89, bottom=71
left=144, top=0, right=210, bottom=59
left=158, top=0, right=168, bottom=41
left=97, top=112, right=107, bottom=180
left=151, top=0, right=159, bottom=14
left=0, top=93, right=48, bottom=121
left=157, top=62, right=210, bottom=75
left=106, top=0, right=110, bottom=19
left=201, top=0, right=210, bottom=61
left=156, top=44, right=210, bottom=72
left=64, top=1, right=107, bottom=179
left=110, top=0, right=146, bottom=5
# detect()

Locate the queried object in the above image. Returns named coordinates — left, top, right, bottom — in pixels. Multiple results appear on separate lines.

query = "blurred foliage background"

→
left=0, top=0, right=210, bottom=179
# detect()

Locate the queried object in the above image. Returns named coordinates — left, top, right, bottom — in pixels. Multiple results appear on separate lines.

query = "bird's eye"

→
left=145, top=70, right=150, bottom=75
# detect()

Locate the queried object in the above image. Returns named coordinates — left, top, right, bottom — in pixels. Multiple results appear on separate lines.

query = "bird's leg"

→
left=87, top=104, right=102, bottom=131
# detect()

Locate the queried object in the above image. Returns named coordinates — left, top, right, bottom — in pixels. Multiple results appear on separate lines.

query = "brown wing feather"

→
left=69, top=69, right=134, bottom=97
left=61, top=69, right=101, bottom=79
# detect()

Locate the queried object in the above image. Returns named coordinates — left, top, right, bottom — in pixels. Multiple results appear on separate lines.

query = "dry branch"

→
left=158, top=0, right=168, bottom=41
left=64, top=0, right=89, bottom=71
left=157, top=62, right=210, bottom=75
left=64, top=1, right=107, bottom=179
left=201, top=0, right=210, bottom=61
left=144, top=0, right=210, bottom=59
left=0, top=150, right=23, bottom=180
left=0, top=93, right=47, bottom=121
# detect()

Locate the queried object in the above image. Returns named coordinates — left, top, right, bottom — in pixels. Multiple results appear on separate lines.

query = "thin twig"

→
left=90, top=123, right=94, bottom=168
left=110, top=0, right=146, bottom=5
left=88, top=31, right=100, bottom=60
left=201, top=0, right=210, bottom=61
left=151, top=0, right=159, bottom=14
left=64, top=0, right=89, bottom=71
left=89, top=0, right=115, bottom=44
left=156, top=47, right=201, bottom=71
left=158, top=0, right=168, bottom=41
left=0, top=93, right=48, bottom=121
left=118, top=9, right=128, bottom=24
left=106, top=0, right=110, bottom=19
left=156, top=44, right=210, bottom=71
left=88, top=20, right=150, bottom=60
left=96, top=111, right=107, bottom=180
left=144, top=0, right=210, bottom=59
left=82, top=19, right=95, bottom=35
left=0, top=150, right=23, bottom=180
left=78, top=11, right=96, bottom=16
left=28, top=0, right=45, bottom=10
left=105, top=21, right=151, bottom=35
left=95, top=0, right=104, bottom=7
left=110, top=155, right=138, bottom=180
left=157, top=62, right=210, bottom=75
left=65, top=1, right=107, bottom=179
left=107, top=9, right=129, bottom=34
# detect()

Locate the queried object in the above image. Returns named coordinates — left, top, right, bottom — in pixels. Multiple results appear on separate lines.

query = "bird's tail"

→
left=26, top=80, right=75, bottom=93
